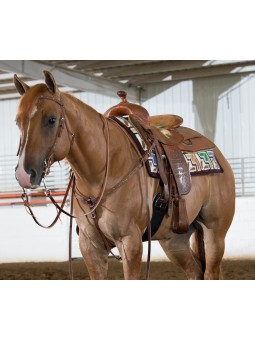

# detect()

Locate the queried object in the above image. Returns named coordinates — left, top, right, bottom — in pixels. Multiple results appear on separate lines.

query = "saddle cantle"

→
left=150, top=114, right=183, bottom=130
left=104, top=91, right=217, bottom=235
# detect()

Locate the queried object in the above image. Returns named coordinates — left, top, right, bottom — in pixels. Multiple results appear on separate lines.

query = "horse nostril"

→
left=30, top=169, right=37, bottom=180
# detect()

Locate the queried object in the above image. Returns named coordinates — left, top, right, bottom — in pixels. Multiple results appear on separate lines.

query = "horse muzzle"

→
left=15, top=162, right=42, bottom=189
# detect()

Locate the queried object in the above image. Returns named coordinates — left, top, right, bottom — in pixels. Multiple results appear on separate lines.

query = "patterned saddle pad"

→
left=112, top=116, right=223, bottom=177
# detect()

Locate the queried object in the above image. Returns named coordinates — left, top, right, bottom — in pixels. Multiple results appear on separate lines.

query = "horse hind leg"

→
left=199, top=205, right=233, bottom=280
left=189, top=221, right=206, bottom=277
left=159, top=225, right=205, bottom=280
left=201, top=225, right=226, bottom=280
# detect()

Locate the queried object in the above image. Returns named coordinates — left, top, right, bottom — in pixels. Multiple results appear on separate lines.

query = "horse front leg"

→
left=79, top=229, right=109, bottom=280
left=116, top=231, right=143, bottom=280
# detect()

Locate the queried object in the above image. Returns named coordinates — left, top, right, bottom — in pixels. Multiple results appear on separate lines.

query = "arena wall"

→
left=0, top=196, right=254, bottom=262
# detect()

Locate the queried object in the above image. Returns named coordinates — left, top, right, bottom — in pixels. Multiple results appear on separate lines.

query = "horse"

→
left=14, top=71, right=235, bottom=280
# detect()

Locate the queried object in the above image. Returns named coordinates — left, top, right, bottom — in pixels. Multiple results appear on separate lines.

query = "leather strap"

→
left=161, top=144, right=191, bottom=195
left=153, top=138, right=169, bottom=202
left=22, top=172, right=76, bottom=228
left=68, top=175, right=75, bottom=280
left=171, top=196, right=189, bottom=234
left=22, top=173, right=76, bottom=279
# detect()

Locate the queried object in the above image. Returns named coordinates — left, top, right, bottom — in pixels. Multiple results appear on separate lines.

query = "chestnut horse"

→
left=14, top=71, right=235, bottom=280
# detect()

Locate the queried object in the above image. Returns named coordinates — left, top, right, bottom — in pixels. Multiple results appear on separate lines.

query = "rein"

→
left=20, top=96, right=153, bottom=280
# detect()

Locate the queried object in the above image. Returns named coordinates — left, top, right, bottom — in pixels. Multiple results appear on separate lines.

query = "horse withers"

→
left=14, top=71, right=235, bottom=279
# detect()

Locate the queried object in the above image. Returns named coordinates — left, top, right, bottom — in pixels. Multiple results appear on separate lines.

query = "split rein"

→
left=20, top=95, right=154, bottom=280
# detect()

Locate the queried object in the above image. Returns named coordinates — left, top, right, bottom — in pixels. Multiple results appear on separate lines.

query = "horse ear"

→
left=14, top=74, right=30, bottom=95
left=44, top=70, right=58, bottom=94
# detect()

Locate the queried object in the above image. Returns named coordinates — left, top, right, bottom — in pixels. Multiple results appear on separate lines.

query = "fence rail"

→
left=0, top=156, right=254, bottom=198
left=0, top=155, right=70, bottom=194
left=228, top=157, right=255, bottom=196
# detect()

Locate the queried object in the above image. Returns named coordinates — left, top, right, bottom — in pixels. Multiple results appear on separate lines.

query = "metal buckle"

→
left=154, top=193, right=168, bottom=211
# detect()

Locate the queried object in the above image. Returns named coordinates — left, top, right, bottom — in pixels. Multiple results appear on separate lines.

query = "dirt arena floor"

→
left=0, top=258, right=254, bottom=279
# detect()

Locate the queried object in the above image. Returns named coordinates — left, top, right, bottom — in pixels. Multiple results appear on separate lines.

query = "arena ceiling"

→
left=0, top=60, right=255, bottom=102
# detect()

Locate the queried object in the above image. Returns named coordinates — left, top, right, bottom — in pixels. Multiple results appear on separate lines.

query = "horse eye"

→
left=48, top=117, right=57, bottom=127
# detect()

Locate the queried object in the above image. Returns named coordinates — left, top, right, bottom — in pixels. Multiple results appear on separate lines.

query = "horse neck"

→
left=63, top=94, right=137, bottom=197
left=62, top=95, right=106, bottom=186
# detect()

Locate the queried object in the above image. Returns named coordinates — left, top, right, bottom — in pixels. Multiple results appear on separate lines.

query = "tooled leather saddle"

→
left=104, top=91, right=216, bottom=235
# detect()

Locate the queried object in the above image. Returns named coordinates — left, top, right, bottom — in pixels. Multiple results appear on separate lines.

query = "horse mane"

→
left=63, top=92, right=100, bottom=116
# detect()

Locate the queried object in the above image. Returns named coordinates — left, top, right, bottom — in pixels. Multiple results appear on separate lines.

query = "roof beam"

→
left=44, top=60, right=156, bottom=71
left=72, top=60, right=155, bottom=71
left=129, top=60, right=255, bottom=85
left=102, top=60, right=208, bottom=78
left=0, top=60, right=139, bottom=101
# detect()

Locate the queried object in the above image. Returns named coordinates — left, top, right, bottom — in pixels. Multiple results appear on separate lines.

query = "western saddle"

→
left=104, top=91, right=215, bottom=234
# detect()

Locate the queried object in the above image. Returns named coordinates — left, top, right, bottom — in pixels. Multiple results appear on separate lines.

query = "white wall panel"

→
left=215, top=74, right=255, bottom=158
left=144, top=74, right=255, bottom=159
left=143, top=81, right=196, bottom=129
left=75, top=92, right=117, bottom=114
left=0, top=99, right=20, bottom=156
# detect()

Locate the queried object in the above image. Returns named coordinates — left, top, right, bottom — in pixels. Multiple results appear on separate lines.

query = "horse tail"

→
left=192, top=220, right=206, bottom=277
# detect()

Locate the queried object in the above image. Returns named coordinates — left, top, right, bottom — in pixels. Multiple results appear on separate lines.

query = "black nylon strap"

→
left=142, top=192, right=168, bottom=242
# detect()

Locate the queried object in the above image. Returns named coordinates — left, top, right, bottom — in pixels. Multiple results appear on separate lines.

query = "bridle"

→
left=18, top=95, right=153, bottom=280
left=37, top=96, right=75, bottom=175
left=19, top=94, right=76, bottom=224
left=16, top=95, right=74, bottom=169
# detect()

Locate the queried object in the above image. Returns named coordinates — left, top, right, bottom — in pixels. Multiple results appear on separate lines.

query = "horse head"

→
left=14, top=71, right=72, bottom=189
